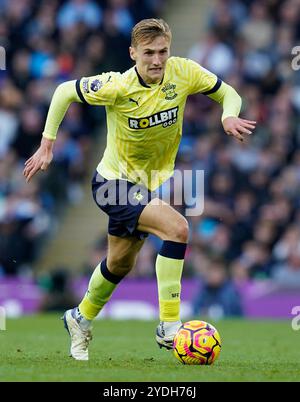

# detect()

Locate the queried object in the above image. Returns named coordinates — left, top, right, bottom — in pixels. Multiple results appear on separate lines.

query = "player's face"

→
left=130, top=36, right=170, bottom=84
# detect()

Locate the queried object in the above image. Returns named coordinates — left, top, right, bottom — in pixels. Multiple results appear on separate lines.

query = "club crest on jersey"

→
left=162, top=83, right=177, bottom=100
left=91, top=79, right=103, bottom=92
left=128, top=106, right=178, bottom=129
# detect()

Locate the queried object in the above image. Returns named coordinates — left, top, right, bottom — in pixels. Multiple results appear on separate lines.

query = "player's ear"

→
left=129, top=46, right=136, bottom=61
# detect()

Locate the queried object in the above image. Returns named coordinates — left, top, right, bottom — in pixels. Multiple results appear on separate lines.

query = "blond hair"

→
left=131, top=18, right=172, bottom=47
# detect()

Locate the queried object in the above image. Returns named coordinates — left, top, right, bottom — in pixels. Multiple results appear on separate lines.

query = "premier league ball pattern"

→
left=173, top=320, right=221, bottom=365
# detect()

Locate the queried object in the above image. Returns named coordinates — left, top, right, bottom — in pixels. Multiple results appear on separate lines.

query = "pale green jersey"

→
left=76, top=57, right=221, bottom=190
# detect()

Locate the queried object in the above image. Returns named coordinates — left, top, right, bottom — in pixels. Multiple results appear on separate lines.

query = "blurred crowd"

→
left=2, top=0, right=300, bottom=318
left=0, top=0, right=164, bottom=276
left=183, top=0, right=300, bottom=291
left=180, top=0, right=300, bottom=316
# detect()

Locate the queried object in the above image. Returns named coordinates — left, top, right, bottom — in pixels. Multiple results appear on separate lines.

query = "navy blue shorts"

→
left=91, top=171, right=157, bottom=239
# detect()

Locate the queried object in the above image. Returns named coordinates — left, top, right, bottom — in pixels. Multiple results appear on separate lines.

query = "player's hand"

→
left=222, top=116, right=256, bottom=142
left=23, top=137, right=54, bottom=182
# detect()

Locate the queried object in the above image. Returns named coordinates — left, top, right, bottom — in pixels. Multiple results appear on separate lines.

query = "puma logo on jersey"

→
left=129, top=97, right=140, bottom=106
left=128, top=106, right=178, bottom=129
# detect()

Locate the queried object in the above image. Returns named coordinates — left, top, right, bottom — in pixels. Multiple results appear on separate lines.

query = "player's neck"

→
left=135, top=66, right=163, bottom=87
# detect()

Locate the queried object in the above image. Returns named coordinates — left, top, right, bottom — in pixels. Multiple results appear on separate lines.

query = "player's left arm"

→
left=184, top=58, right=256, bottom=141
left=208, top=81, right=256, bottom=142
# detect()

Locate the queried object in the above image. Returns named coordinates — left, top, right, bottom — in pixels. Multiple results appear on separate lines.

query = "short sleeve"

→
left=76, top=72, right=120, bottom=106
left=185, top=58, right=221, bottom=95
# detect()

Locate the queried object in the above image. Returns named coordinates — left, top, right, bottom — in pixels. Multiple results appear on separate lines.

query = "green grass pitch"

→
left=1, top=314, right=300, bottom=382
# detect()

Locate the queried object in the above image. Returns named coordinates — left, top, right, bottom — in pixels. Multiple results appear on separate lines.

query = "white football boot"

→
left=62, top=308, right=92, bottom=361
left=156, top=320, right=182, bottom=350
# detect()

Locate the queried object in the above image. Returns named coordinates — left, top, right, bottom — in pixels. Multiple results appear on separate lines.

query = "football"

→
left=173, top=320, right=221, bottom=365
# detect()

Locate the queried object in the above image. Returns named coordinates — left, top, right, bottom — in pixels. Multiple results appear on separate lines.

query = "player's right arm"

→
left=23, top=80, right=81, bottom=182
left=23, top=72, right=119, bottom=182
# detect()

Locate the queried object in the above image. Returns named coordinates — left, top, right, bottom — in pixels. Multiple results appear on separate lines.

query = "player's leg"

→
left=78, top=234, right=145, bottom=321
left=137, top=198, right=189, bottom=349
left=64, top=235, right=145, bottom=360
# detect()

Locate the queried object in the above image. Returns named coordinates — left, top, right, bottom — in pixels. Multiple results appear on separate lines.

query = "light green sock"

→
left=79, top=263, right=117, bottom=320
left=155, top=254, right=184, bottom=322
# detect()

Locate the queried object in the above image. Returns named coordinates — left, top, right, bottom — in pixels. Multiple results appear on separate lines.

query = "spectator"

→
left=192, top=258, right=244, bottom=319
left=57, top=0, right=103, bottom=30
left=39, top=268, right=78, bottom=311
left=187, top=31, right=235, bottom=79
left=272, top=245, right=300, bottom=289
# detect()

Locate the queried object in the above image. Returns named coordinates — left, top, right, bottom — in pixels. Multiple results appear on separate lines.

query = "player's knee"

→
left=172, top=218, right=189, bottom=243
